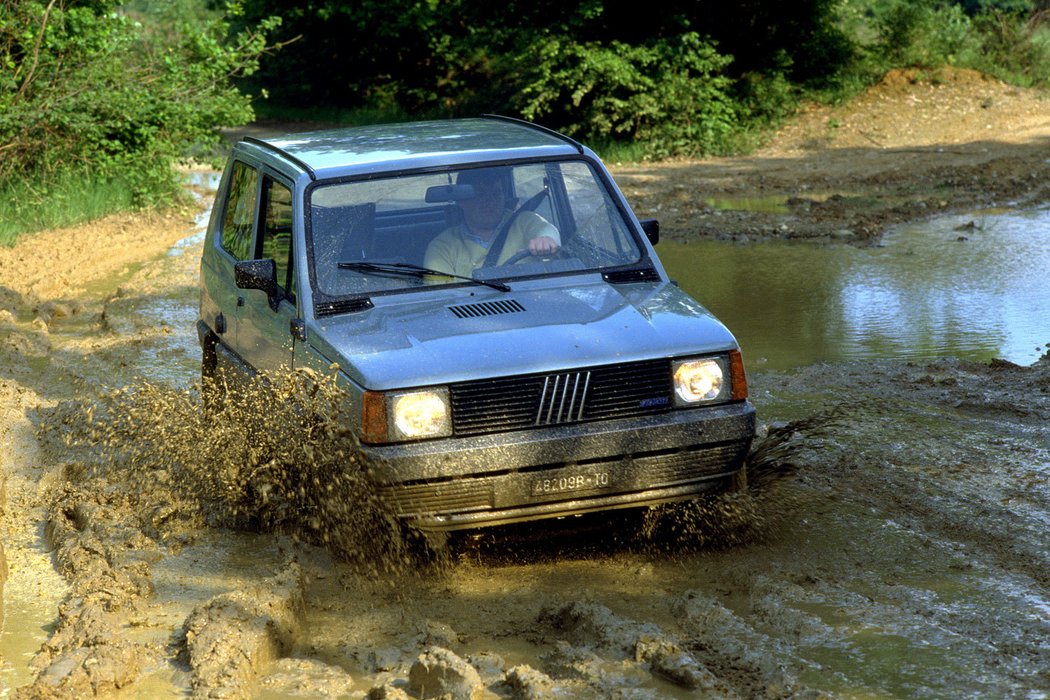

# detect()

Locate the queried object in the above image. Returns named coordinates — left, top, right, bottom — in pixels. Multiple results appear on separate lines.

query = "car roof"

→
left=242, top=117, right=587, bottom=180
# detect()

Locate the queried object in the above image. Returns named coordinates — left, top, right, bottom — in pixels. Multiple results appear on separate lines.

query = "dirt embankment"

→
left=613, top=68, right=1050, bottom=244
left=0, top=69, right=1047, bottom=698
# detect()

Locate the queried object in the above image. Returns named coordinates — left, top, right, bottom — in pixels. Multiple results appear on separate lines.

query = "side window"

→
left=221, top=161, right=259, bottom=260
left=260, top=178, right=295, bottom=302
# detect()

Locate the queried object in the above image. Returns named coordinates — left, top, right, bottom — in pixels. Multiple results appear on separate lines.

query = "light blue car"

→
left=198, top=116, right=755, bottom=531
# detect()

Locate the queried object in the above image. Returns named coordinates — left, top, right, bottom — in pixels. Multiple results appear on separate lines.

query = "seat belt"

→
left=480, top=188, right=549, bottom=268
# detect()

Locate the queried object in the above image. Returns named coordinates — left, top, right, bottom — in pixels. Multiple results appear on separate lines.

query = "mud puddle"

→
left=10, top=350, right=1048, bottom=698
left=661, top=207, right=1050, bottom=371
left=1, top=171, right=1048, bottom=697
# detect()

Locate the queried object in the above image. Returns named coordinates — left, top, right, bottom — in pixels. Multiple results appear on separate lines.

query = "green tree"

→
left=232, top=0, right=854, bottom=155
left=0, top=0, right=277, bottom=206
left=511, top=33, right=738, bottom=157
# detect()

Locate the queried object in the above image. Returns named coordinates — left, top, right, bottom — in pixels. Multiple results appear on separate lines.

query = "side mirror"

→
left=640, top=218, right=659, bottom=246
left=234, top=258, right=281, bottom=311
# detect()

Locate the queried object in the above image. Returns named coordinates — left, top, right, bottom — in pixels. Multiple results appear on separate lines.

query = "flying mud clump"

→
left=48, top=368, right=443, bottom=576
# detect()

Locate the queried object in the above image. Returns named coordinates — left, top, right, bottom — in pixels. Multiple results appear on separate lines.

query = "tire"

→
left=200, top=334, right=226, bottom=410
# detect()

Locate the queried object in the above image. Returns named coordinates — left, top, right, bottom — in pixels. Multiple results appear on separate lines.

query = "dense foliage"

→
left=0, top=0, right=275, bottom=208
left=1, top=0, right=1048, bottom=242
left=843, top=0, right=1050, bottom=87
left=232, top=0, right=852, bottom=156
left=234, top=0, right=1049, bottom=158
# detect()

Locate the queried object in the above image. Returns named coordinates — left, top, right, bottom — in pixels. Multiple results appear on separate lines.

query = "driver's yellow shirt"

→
left=423, top=212, right=559, bottom=279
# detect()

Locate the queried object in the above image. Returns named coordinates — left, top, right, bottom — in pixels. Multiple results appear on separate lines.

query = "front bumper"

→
left=364, top=401, right=756, bottom=531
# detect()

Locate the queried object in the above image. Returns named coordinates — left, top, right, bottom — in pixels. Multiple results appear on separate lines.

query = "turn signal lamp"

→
left=729, top=348, right=749, bottom=401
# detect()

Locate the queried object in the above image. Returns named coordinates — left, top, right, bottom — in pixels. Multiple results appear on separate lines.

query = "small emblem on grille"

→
left=535, top=371, right=591, bottom=425
left=639, top=396, right=670, bottom=408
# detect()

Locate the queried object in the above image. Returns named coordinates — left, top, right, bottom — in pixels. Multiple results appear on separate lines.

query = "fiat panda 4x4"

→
left=198, top=116, right=756, bottom=531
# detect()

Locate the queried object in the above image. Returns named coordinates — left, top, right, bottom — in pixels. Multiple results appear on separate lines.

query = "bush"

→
left=965, top=9, right=1050, bottom=86
left=512, top=32, right=738, bottom=158
left=872, top=1, right=974, bottom=67
left=0, top=0, right=276, bottom=212
left=840, top=0, right=1050, bottom=89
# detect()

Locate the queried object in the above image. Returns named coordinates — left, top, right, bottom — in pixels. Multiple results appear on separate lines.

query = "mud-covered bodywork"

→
left=198, top=116, right=755, bottom=530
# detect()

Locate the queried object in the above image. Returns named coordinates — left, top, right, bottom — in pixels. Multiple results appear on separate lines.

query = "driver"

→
left=423, top=167, right=559, bottom=278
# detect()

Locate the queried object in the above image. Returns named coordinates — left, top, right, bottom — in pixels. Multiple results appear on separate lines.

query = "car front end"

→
left=305, top=279, right=756, bottom=531
left=362, top=360, right=754, bottom=531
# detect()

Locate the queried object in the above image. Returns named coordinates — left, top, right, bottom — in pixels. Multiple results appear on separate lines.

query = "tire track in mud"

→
left=13, top=275, right=1050, bottom=698
left=2, top=170, right=1049, bottom=697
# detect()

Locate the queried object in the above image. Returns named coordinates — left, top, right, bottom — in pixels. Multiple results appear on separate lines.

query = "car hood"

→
left=306, top=280, right=739, bottom=390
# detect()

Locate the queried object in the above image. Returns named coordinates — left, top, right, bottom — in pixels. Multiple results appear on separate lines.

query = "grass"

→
left=0, top=171, right=137, bottom=247
left=252, top=101, right=413, bottom=127
left=586, top=138, right=650, bottom=165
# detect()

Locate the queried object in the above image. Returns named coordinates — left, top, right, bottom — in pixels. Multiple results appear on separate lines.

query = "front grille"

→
left=377, top=479, right=493, bottom=516
left=450, top=359, right=672, bottom=437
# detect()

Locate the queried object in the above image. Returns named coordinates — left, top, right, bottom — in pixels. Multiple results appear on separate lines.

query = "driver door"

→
left=236, top=174, right=300, bottom=374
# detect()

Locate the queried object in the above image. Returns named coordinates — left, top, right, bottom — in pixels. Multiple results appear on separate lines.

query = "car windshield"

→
left=307, top=160, right=643, bottom=297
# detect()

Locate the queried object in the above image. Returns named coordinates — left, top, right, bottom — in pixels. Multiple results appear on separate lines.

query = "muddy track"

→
left=0, top=189, right=1046, bottom=699
left=2, top=70, right=1049, bottom=697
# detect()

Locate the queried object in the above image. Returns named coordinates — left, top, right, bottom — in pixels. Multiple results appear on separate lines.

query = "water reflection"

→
left=659, top=208, right=1050, bottom=370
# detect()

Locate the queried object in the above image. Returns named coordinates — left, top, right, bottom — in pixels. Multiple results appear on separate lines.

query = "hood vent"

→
left=315, top=297, right=374, bottom=317
left=603, top=267, right=660, bottom=284
left=448, top=299, right=525, bottom=318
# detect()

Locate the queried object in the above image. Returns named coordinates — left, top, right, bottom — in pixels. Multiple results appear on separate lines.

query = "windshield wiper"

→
left=337, top=261, right=511, bottom=292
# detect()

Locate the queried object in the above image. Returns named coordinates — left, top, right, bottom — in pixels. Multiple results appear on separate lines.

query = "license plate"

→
left=532, top=470, right=611, bottom=496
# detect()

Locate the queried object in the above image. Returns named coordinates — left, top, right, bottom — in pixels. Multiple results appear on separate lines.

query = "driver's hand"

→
left=528, top=235, right=559, bottom=255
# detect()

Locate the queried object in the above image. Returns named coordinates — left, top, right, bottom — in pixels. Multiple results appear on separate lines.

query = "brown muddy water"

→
left=1, top=189, right=1048, bottom=698
left=662, top=207, right=1050, bottom=370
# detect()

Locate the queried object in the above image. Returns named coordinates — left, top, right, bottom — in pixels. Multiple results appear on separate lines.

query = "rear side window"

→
left=221, top=161, right=259, bottom=260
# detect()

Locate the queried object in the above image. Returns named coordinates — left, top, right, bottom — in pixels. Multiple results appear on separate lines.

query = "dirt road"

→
left=616, top=67, right=1050, bottom=244
left=0, top=68, right=1048, bottom=698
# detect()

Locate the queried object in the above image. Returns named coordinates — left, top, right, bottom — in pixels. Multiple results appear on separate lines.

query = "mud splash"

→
left=18, top=368, right=444, bottom=697
left=44, top=369, right=441, bottom=575
left=22, top=367, right=778, bottom=698
left=12, top=354, right=1050, bottom=698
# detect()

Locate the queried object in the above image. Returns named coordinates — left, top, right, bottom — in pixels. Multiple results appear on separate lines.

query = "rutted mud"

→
left=1, top=72, right=1049, bottom=697
left=614, top=68, right=1050, bottom=246
left=5, top=248, right=1048, bottom=696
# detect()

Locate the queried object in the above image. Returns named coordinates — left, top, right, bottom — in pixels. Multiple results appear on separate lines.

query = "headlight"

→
left=393, top=391, right=449, bottom=438
left=362, top=388, right=452, bottom=443
left=672, top=357, right=727, bottom=405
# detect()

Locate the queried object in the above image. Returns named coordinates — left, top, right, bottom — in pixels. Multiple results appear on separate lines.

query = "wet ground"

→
left=0, top=171, right=1047, bottom=699
left=2, top=68, right=1050, bottom=698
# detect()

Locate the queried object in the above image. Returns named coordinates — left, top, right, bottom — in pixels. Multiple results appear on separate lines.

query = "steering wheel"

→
left=501, top=247, right=567, bottom=266
left=483, top=189, right=552, bottom=268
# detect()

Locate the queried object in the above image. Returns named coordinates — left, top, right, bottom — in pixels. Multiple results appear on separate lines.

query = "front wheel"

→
left=200, top=336, right=227, bottom=411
